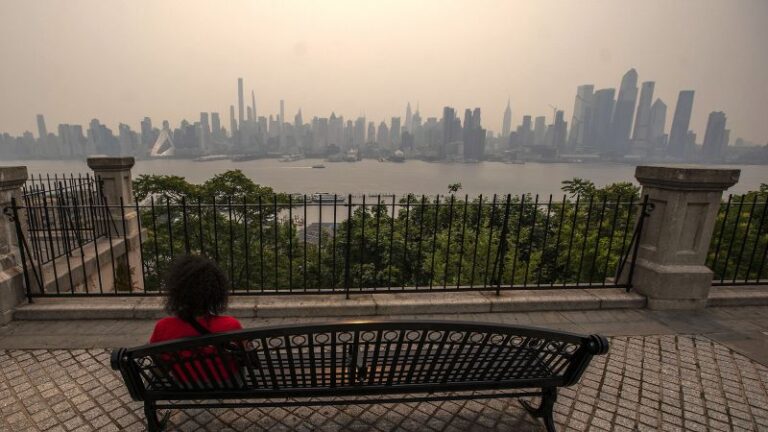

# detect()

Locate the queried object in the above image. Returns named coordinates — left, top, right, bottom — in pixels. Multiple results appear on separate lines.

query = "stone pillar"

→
left=0, top=166, right=29, bottom=324
left=631, top=166, right=740, bottom=309
left=87, top=156, right=136, bottom=210
left=87, top=157, right=144, bottom=292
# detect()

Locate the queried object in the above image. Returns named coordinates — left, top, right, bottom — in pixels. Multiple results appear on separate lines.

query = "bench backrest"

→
left=112, top=320, right=608, bottom=400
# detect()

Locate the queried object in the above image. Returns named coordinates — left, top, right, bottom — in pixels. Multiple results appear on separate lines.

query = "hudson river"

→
left=12, top=159, right=768, bottom=196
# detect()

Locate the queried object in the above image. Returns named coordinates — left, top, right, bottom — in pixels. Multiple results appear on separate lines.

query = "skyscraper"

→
left=140, top=117, right=154, bottom=149
left=702, top=111, right=727, bottom=162
left=366, top=121, right=375, bottom=144
left=632, top=81, right=655, bottom=142
left=502, top=99, right=512, bottom=138
left=649, top=98, right=667, bottom=146
left=552, top=110, right=567, bottom=150
left=462, top=108, right=485, bottom=161
left=229, top=105, right=237, bottom=139
left=251, top=91, right=257, bottom=119
left=211, top=113, right=221, bottom=137
left=295, top=109, right=303, bottom=128
left=237, top=78, right=245, bottom=130
left=441, top=107, right=458, bottom=158
left=279, top=99, right=285, bottom=147
left=519, top=115, right=533, bottom=147
left=668, top=90, right=695, bottom=159
left=405, top=103, right=413, bottom=132
left=533, top=116, right=546, bottom=146
left=610, top=69, right=639, bottom=156
left=36, top=114, right=48, bottom=140
left=391, top=117, right=401, bottom=148
left=353, top=117, right=366, bottom=147
left=591, top=88, right=616, bottom=153
left=376, top=121, right=389, bottom=146
left=200, top=112, right=210, bottom=151
left=568, top=85, right=594, bottom=149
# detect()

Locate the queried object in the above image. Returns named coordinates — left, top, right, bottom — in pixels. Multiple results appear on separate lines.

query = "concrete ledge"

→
left=584, top=288, right=647, bottom=309
left=484, top=289, right=599, bottom=312
left=13, top=288, right=649, bottom=320
left=257, top=295, right=377, bottom=317
left=707, top=286, right=768, bottom=307
left=13, top=286, right=762, bottom=320
left=13, top=297, right=141, bottom=320
left=375, top=292, right=490, bottom=315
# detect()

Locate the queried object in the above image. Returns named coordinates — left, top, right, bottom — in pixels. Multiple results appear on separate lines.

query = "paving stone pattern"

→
left=2, top=336, right=768, bottom=431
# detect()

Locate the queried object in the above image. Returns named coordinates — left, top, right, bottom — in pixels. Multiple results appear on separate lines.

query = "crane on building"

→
left=548, top=105, right=559, bottom=122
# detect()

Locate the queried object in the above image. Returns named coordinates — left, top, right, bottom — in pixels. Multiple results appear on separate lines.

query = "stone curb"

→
left=13, top=286, right=766, bottom=320
left=707, top=286, right=768, bottom=307
left=14, top=288, right=645, bottom=320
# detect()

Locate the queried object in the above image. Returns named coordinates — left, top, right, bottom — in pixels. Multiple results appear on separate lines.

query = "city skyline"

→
left=4, top=69, right=766, bottom=165
left=0, top=0, right=766, bottom=144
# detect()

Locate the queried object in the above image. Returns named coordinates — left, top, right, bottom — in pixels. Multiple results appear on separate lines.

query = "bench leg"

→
left=520, top=387, right=557, bottom=432
left=144, top=401, right=169, bottom=432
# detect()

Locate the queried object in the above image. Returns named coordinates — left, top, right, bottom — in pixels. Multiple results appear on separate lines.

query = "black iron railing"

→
left=21, top=173, right=110, bottom=266
left=709, top=193, right=768, bottom=285
left=8, top=190, right=652, bottom=297
left=132, top=193, right=649, bottom=295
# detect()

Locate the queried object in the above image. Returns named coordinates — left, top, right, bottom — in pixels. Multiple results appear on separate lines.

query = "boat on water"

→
left=311, top=164, right=326, bottom=169
left=389, top=149, right=406, bottom=162
left=280, top=154, right=304, bottom=162
left=193, top=154, right=230, bottom=162
left=231, top=154, right=262, bottom=162
left=311, top=192, right=346, bottom=204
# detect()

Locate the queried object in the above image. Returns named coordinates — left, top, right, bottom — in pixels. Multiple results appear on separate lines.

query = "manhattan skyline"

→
left=3, top=69, right=764, bottom=164
left=0, top=0, right=767, bottom=144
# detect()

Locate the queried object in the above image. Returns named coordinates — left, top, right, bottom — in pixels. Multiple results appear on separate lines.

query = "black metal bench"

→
left=111, top=320, right=608, bottom=431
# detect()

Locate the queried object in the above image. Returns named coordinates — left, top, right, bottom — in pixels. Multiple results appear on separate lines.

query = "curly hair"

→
left=164, top=255, right=230, bottom=319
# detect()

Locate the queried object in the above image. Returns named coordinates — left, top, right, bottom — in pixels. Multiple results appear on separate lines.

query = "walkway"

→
left=2, top=306, right=768, bottom=431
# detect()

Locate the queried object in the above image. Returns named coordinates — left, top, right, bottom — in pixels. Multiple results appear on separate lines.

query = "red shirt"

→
left=149, top=315, right=243, bottom=386
left=150, top=315, right=243, bottom=344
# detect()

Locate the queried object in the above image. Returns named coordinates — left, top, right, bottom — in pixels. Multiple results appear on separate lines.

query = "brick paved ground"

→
left=2, top=335, right=768, bottom=431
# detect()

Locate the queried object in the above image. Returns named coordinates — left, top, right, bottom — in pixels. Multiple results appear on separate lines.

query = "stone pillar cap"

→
left=0, top=166, right=29, bottom=191
left=635, top=165, right=740, bottom=191
left=87, top=156, right=135, bottom=171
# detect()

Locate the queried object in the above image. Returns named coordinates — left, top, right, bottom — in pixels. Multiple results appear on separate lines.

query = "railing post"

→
left=0, top=166, right=29, bottom=324
left=86, top=157, right=144, bottom=292
left=630, top=166, right=740, bottom=309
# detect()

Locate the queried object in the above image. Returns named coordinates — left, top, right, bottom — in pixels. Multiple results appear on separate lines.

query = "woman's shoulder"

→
left=209, top=315, right=243, bottom=330
left=154, top=316, right=183, bottom=328
left=150, top=316, right=187, bottom=343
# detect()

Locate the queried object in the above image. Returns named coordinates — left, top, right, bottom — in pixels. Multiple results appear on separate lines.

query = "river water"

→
left=10, top=158, right=767, bottom=196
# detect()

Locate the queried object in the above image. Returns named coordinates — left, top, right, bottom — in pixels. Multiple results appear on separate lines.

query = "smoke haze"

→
left=1, top=0, right=766, bottom=142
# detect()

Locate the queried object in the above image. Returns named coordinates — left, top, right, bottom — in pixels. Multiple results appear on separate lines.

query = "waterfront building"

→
left=610, top=69, right=639, bottom=156
left=36, top=114, right=48, bottom=140
left=391, top=117, right=401, bottom=148
left=502, top=99, right=512, bottom=139
left=568, top=85, right=594, bottom=149
left=377, top=121, right=389, bottom=147
left=534, top=116, right=546, bottom=147
left=405, top=103, right=412, bottom=132
left=367, top=121, right=376, bottom=144
left=633, top=81, right=655, bottom=143
left=591, top=88, right=616, bottom=153
left=702, top=111, right=728, bottom=162
left=668, top=90, right=695, bottom=159
left=649, top=98, right=667, bottom=147
left=237, top=78, right=245, bottom=131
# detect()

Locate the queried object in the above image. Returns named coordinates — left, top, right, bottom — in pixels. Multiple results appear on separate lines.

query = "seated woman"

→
left=150, top=255, right=242, bottom=343
left=150, top=255, right=243, bottom=387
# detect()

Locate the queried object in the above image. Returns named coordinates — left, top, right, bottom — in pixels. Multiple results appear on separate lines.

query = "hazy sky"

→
left=1, top=0, right=767, bottom=143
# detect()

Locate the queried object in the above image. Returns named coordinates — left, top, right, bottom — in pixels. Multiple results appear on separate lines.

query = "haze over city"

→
left=1, top=0, right=767, bottom=144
